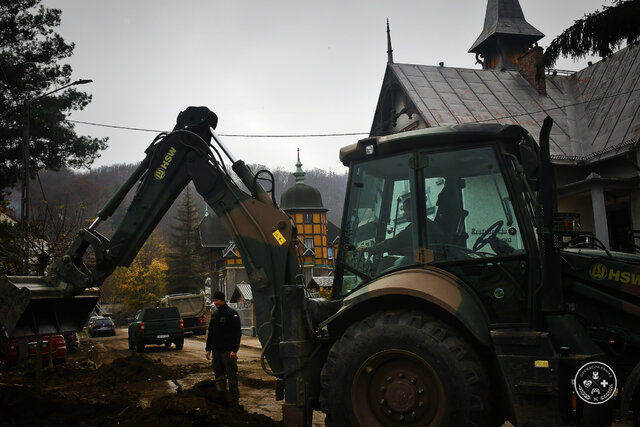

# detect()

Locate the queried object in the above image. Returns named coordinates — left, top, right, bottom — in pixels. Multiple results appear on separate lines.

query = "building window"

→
left=402, top=121, right=420, bottom=132
left=303, top=238, right=315, bottom=256
left=328, top=247, right=333, bottom=260
left=303, top=213, right=313, bottom=224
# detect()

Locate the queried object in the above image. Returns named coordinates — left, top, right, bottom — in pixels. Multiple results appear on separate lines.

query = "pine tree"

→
left=165, top=186, right=206, bottom=294
left=544, top=0, right=640, bottom=67
left=1, top=0, right=107, bottom=198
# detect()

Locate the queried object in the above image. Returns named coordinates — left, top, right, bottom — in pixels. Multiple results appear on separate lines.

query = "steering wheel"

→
left=352, top=245, right=379, bottom=275
left=473, top=220, right=504, bottom=251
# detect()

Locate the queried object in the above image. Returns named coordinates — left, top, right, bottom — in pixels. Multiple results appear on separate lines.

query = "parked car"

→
left=63, top=332, right=79, bottom=350
left=88, top=316, right=116, bottom=337
left=5, top=335, right=67, bottom=365
left=128, top=307, right=184, bottom=352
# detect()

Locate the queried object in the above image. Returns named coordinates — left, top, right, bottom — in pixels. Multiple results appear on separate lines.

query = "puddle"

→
left=174, top=372, right=211, bottom=390
left=167, top=379, right=179, bottom=392
left=137, top=380, right=180, bottom=408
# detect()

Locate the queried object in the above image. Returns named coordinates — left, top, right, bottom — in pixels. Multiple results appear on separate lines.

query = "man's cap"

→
left=212, top=291, right=226, bottom=301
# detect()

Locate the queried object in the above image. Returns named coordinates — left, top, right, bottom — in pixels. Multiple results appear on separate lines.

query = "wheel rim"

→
left=352, top=349, right=445, bottom=427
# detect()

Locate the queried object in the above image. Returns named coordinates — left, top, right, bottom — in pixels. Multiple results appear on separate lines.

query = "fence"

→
left=229, top=302, right=255, bottom=336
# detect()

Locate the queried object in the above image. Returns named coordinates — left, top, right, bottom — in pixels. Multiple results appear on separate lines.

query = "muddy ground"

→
left=0, top=330, right=325, bottom=426
left=1, top=331, right=633, bottom=426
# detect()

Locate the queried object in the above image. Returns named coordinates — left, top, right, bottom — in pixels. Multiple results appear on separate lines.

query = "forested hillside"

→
left=15, top=161, right=348, bottom=242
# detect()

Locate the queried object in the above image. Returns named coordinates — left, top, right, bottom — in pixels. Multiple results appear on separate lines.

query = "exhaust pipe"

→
left=0, top=275, right=99, bottom=338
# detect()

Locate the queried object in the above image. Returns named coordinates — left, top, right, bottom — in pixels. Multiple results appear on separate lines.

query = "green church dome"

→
left=279, top=149, right=327, bottom=211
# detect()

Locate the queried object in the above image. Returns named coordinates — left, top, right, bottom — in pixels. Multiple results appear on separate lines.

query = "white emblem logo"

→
left=574, top=362, right=617, bottom=404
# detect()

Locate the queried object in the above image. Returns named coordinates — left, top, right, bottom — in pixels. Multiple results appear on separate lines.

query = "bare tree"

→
left=0, top=198, right=85, bottom=275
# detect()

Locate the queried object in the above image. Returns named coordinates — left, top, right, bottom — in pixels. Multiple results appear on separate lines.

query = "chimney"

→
left=518, top=46, right=546, bottom=95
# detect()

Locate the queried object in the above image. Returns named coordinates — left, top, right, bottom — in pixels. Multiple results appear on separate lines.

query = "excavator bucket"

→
left=0, top=275, right=100, bottom=338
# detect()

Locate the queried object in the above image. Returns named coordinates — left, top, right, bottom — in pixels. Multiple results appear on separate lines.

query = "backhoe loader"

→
left=2, top=107, right=640, bottom=426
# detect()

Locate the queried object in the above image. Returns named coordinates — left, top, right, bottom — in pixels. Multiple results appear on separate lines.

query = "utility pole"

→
left=20, top=79, right=92, bottom=274
left=20, top=79, right=93, bottom=224
left=21, top=101, right=30, bottom=224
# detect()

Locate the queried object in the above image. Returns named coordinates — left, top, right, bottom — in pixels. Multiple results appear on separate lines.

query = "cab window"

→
left=423, top=146, right=525, bottom=261
left=338, top=153, right=416, bottom=293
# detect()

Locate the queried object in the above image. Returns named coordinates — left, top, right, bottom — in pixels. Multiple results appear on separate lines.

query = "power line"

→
left=66, top=86, right=640, bottom=138
left=66, top=119, right=369, bottom=138
left=66, top=121, right=165, bottom=133
left=219, top=132, right=369, bottom=138
left=475, top=87, right=640, bottom=124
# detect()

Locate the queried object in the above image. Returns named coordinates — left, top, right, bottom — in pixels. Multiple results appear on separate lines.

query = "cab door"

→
left=418, top=145, right=531, bottom=324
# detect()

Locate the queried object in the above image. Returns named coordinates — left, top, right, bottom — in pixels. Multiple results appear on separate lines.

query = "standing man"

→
left=205, top=291, right=242, bottom=406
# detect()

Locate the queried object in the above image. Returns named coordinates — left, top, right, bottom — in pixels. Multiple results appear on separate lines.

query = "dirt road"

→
left=80, top=328, right=325, bottom=425
left=0, top=328, right=324, bottom=426
left=1, top=329, right=632, bottom=426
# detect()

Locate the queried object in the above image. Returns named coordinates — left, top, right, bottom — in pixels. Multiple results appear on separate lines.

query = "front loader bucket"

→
left=0, top=275, right=100, bottom=338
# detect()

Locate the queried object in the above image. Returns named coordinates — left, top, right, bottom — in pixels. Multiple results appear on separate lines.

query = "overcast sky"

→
left=44, top=0, right=608, bottom=174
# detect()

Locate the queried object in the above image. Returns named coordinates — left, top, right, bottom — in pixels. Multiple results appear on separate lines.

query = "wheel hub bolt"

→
left=379, top=399, right=385, bottom=404
left=418, top=401, right=424, bottom=408
left=410, top=377, right=416, bottom=383
left=398, top=373, right=404, bottom=378
left=418, top=388, right=424, bottom=394
left=387, top=376, right=393, bottom=382
left=380, top=386, right=386, bottom=392
left=384, top=379, right=417, bottom=413
left=411, top=411, right=416, bottom=418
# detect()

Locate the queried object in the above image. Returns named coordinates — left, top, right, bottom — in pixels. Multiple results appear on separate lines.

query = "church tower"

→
left=279, top=150, right=331, bottom=281
left=469, top=0, right=544, bottom=70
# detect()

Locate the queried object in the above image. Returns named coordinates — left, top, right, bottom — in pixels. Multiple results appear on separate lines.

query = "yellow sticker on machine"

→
left=154, top=146, right=177, bottom=180
left=272, top=230, right=286, bottom=245
left=590, top=262, right=640, bottom=285
left=535, top=360, right=549, bottom=368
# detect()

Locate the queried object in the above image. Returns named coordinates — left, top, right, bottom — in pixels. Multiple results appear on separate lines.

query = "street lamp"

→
left=21, top=79, right=93, bottom=224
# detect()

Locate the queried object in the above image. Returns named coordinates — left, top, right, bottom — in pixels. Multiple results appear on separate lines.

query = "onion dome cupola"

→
left=280, top=149, right=327, bottom=212
left=279, top=149, right=331, bottom=274
left=469, top=0, right=544, bottom=70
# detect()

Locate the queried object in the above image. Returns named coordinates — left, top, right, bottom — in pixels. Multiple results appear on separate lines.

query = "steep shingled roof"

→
left=563, top=43, right=640, bottom=163
left=374, top=43, right=640, bottom=165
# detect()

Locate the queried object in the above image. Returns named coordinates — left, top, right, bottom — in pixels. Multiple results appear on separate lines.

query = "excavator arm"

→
left=59, top=106, right=292, bottom=294
left=0, top=107, right=320, bottom=424
left=4, top=109, right=276, bottom=325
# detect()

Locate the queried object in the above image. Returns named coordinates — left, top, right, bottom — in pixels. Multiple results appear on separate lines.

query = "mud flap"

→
left=0, top=275, right=99, bottom=338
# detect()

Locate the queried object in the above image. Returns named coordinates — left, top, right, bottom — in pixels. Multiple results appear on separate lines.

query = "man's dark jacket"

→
left=206, top=303, right=242, bottom=352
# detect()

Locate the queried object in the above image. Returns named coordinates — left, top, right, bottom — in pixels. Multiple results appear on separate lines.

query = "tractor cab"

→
left=335, top=125, right=539, bottom=325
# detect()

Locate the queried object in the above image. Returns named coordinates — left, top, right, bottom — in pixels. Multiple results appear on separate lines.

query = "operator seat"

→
left=434, top=179, right=468, bottom=246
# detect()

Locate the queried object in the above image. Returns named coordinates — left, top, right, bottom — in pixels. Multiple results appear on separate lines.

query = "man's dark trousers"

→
left=211, top=350, right=239, bottom=404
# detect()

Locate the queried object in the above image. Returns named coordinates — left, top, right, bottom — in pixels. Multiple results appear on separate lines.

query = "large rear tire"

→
left=320, top=310, right=491, bottom=427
